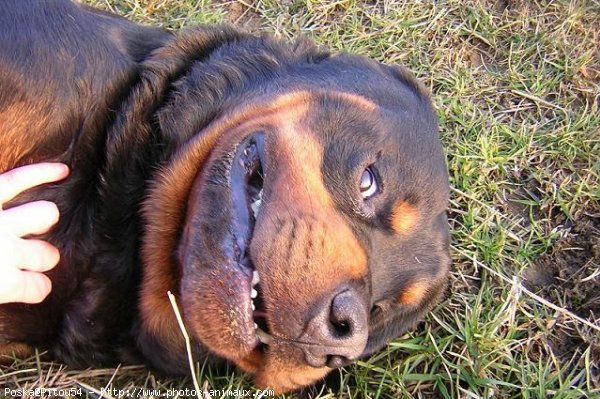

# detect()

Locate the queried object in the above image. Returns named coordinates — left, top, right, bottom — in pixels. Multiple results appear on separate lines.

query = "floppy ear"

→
left=384, top=63, right=434, bottom=104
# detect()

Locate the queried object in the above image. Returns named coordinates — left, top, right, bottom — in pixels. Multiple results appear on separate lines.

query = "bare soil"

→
left=525, top=203, right=600, bottom=386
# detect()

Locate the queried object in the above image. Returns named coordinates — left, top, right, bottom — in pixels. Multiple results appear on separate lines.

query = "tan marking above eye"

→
left=390, top=200, right=419, bottom=234
left=397, top=280, right=429, bottom=306
left=329, top=91, right=378, bottom=112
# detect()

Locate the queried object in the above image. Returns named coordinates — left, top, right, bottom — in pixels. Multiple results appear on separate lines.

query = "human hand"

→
left=0, top=163, right=69, bottom=304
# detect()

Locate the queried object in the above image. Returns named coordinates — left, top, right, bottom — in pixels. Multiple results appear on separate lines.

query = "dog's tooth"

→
left=254, top=322, right=258, bottom=330
left=251, top=301, right=256, bottom=311
left=256, top=328, right=273, bottom=345
left=251, top=288, right=258, bottom=299
left=252, top=270, right=260, bottom=286
left=251, top=190, right=264, bottom=218
left=251, top=199, right=262, bottom=218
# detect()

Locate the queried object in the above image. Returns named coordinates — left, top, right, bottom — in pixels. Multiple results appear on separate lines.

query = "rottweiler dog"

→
left=0, top=0, right=450, bottom=393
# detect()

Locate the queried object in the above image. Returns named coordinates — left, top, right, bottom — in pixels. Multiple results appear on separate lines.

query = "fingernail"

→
left=41, top=277, right=52, bottom=297
left=60, top=164, right=70, bottom=175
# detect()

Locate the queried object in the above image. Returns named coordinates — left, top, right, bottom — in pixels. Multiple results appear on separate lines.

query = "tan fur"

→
left=0, top=342, right=34, bottom=363
left=390, top=200, right=419, bottom=234
left=328, top=91, right=377, bottom=112
left=0, top=101, right=52, bottom=172
left=397, top=280, right=429, bottom=306
left=254, top=344, right=330, bottom=394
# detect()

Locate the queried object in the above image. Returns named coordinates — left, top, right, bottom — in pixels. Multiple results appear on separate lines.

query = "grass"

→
left=2, top=0, right=599, bottom=398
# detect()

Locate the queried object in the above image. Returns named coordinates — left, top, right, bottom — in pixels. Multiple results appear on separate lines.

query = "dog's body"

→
left=0, top=1, right=450, bottom=393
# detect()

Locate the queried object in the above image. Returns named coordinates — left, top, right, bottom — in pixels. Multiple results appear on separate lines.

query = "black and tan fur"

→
left=0, top=0, right=450, bottom=393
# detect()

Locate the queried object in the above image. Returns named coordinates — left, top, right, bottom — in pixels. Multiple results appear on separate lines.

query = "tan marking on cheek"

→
left=325, top=220, right=367, bottom=278
left=390, top=200, right=419, bottom=234
left=398, top=281, right=429, bottom=305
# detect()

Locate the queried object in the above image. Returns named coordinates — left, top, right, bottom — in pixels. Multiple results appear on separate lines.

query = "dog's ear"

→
left=327, top=54, right=437, bottom=125
left=384, top=63, right=434, bottom=105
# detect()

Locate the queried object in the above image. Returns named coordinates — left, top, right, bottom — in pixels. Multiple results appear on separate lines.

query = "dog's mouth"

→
left=227, top=133, right=272, bottom=350
left=179, top=130, right=276, bottom=365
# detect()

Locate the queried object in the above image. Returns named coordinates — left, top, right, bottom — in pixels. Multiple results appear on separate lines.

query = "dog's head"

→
left=139, top=29, right=450, bottom=394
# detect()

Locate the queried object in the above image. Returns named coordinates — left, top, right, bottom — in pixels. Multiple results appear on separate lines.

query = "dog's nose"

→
left=302, top=287, right=368, bottom=368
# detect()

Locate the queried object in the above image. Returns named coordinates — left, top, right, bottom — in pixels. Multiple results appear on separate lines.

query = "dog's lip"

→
left=226, top=132, right=268, bottom=350
left=229, top=133, right=266, bottom=275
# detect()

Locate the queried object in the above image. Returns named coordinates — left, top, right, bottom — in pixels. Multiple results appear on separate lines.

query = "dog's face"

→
left=140, top=51, right=450, bottom=394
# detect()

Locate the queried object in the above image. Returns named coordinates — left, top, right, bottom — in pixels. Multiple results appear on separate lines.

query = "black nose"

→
left=302, top=287, right=368, bottom=368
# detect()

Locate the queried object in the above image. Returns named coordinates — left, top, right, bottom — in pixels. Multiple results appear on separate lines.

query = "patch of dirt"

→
left=465, top=36, right=500, bottom=75
left=216, top=1, right=263, bottom=31
left=497, top=184, right=537, bottom=227
left=525, top=202, right=600, bottom=386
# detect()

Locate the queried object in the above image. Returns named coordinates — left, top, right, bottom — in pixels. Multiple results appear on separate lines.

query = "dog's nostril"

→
left=329, top=289, right=359, bottom=338
left=302, top=287, right=368, bottom=368
left=330, top=319, right=351, bottom=338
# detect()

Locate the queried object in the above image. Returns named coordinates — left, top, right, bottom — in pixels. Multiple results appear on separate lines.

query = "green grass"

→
left=2, top=0, right=599, bottom=398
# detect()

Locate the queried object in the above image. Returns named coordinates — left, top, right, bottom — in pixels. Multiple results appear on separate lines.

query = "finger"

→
left=0, top=200, right=60, bottom=237
left=0, top=270, right=52, bottom=304
left=0, top=163, right=69, bottom=205
left=16, top=238, right=60, bottom=272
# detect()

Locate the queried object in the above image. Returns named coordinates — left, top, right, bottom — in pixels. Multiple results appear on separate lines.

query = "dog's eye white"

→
left=359, top=167, right=378, bottom=199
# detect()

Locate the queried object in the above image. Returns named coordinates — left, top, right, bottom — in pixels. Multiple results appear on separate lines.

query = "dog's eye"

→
left=359, top=167, right=378, bottom=199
